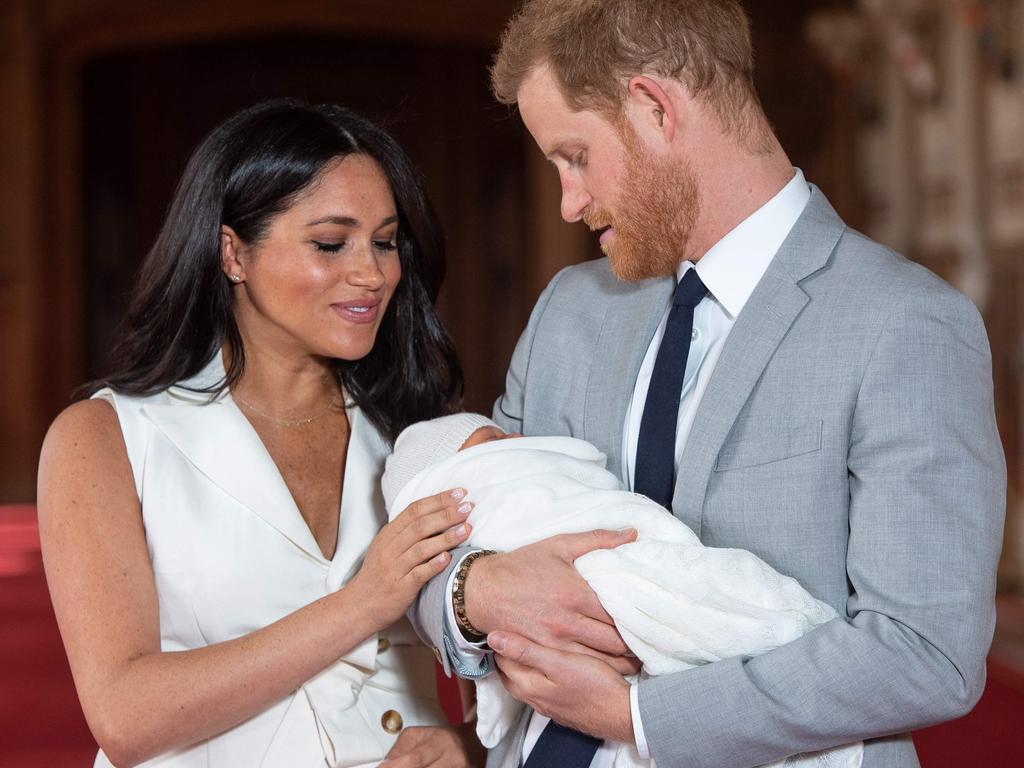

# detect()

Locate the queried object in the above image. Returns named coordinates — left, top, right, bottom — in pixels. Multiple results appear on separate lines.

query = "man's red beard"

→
left=586, top=129, right=700, bottom=282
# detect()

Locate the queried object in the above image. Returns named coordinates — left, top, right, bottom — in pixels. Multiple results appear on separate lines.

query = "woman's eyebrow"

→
left=305, top=215, right=399, bottom=228
left=306, top=215, right=358, bottom=227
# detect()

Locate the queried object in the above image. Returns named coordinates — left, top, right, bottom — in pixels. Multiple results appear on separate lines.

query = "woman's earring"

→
left=230, top=274, right=241, bottom=283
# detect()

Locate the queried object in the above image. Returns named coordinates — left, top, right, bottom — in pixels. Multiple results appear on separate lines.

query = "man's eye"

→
left=313, top=241, right=344, bottom=253
left=569, top=152, right=587, bottom=169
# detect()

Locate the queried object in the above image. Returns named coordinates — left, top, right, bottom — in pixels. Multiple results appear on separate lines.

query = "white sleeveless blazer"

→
left=92, top=353, right=446, bottom=768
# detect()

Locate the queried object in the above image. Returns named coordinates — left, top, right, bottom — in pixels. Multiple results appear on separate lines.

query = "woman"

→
left=37, top=100, right=483, bottom=767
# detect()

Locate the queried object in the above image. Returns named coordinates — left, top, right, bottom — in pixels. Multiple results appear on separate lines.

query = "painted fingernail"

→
left=488, top=632, right=507, bottom=651
left=454, top=524, right=468, bottom=536
left=435, top=552, right=449, bottom=564
left=451, top=488, right=466, bottom=500
left=457, top=502, right=473, bottom=515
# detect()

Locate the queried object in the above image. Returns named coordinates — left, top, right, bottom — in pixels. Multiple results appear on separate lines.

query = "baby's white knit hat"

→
left=382, top=413, right=500, bottom=513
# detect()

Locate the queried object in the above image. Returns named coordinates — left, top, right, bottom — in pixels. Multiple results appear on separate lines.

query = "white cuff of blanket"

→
left=445, top=552, right=491, bottom=656
left=630, top=683, right=650, bottom=758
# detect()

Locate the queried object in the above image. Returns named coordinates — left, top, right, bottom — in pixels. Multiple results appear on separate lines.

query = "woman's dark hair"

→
left=86, top=99, right=463, bottom=442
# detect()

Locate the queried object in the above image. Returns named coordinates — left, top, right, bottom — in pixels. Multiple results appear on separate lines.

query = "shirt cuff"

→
left=442, top=552, right=493, bottom=678
left=630, top=682, right=650, bottom=758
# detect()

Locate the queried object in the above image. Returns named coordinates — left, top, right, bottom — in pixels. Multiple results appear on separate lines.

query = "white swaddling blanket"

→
left=387, top=435, right=862, bottom=768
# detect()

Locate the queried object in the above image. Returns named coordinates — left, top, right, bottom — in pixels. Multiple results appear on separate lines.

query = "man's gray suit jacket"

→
left=411, top=188, right=1006, bottom=768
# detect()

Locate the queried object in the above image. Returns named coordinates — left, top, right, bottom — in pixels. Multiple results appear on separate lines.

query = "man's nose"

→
left=559, top=178, right=592, bottom=224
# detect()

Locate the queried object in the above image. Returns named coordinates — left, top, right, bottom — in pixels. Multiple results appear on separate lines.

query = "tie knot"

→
left=674, top=268, right=708, bottom=309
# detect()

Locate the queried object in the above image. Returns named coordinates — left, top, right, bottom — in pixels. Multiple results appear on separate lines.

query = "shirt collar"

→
left=680, top=168, right=811, bottom=319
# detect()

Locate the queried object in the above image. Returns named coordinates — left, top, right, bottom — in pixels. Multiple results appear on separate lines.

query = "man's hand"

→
left=463, top=530, right=640, bottom=675
left=379, top=723, right=485, bottom=767
left=489, top=631, right=634, bottom=743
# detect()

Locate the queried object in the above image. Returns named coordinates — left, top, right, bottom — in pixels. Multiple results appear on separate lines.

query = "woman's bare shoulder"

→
left=38, top=398, right=136, bottom=517
left=43, top=398, right=124, bottom=456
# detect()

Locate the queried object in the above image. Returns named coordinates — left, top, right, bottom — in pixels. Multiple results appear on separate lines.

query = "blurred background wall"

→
left=5, top=0, right=1020, bottom=587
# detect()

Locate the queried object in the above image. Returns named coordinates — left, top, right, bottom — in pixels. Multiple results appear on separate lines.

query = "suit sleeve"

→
left=492, top=267, right=570, bottom=433
left=637, top=286, right=1006, bottom=767
left=407, top=268, right=569, bottom=675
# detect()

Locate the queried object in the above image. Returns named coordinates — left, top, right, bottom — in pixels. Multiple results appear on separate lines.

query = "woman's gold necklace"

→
left=233, top=393, right=342, bottom=428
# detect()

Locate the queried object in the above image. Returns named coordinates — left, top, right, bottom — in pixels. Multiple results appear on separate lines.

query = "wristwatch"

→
left=451, top=549, right=496, bottom=642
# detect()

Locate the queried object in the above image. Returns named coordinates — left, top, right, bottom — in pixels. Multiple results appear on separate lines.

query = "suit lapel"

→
left=143, top=398, right=328, bottom=563
left=142, top=353, right=327, bottom=564
left=672, top=188, right=846, bottom=536
left=327, top=405, right=390, bottom=592
left=584, top=276, right=674, bottom=483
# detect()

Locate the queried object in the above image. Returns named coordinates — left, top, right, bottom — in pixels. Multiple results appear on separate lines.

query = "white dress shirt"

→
left=451, top=169, right=811, bottom=767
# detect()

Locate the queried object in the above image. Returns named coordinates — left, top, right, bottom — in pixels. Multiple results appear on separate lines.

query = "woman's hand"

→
left=39, top=401, right=474, bottom=766
left=380, top=723, right=486, bottom=768
left=350, top=488, right=473, bottom=630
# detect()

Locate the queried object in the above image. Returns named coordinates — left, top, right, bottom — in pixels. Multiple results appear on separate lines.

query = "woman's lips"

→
left=332, top=300, right=380, bottom=324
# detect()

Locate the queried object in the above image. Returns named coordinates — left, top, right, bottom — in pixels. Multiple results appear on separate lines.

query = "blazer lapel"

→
left=584, top=276, right=674, bottom=483
left=326, top=405, right=390, bottom=593
left=672, top=188, right=846, bottom=536
left=141, top=354, right=327, bottom=564
left=143, top=399, right=327, bottom=563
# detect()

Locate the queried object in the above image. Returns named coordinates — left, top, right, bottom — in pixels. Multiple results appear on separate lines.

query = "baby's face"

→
left=460, top=426, right=522, bottom=450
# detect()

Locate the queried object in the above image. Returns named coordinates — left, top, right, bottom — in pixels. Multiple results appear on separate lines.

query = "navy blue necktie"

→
left=634, top=269, right=708, bottom=509
left=522, top=720, right=602, bottom=768
left=522, top=272, right=708, bottom=768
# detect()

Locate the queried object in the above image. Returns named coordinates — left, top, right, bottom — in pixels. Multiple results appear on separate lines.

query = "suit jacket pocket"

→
left=714, top=417, right=822, bottom=472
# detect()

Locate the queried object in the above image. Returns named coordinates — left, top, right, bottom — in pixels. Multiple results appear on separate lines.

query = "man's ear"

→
left=624, top=75, right=680, bottom=144
left=220, top=225, right=247, bottom=284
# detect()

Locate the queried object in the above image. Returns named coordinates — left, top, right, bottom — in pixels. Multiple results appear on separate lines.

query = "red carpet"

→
left=0, top=506, right=97, bottom=766
left=2, top=504, right=1022, bottom=766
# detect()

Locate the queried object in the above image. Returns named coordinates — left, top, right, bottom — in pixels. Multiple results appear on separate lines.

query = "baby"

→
left=382, top=414, right=862, bottom=768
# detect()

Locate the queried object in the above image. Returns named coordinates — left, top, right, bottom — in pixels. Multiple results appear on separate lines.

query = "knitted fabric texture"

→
left=382, top=413, right=499, bottom=512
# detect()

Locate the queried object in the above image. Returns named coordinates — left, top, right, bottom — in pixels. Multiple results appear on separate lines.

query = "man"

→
left=410, top=2, right=1006, bottom=767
